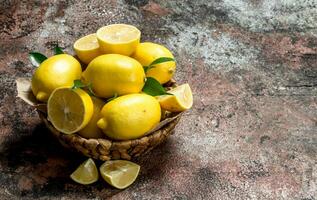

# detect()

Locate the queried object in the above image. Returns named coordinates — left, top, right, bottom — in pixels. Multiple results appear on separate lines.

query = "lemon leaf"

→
left=72, top=79, right=86, bottom=89
left=143, top=66, right=155, bottom=73
left=72, top=80, right=95, bottom=96
left=143, top=57, right=174, bottom=73
left=142, top=77, right=171, bottom=96
left=29, top=52, right=47, bottom=67
left=106, top=93, right=118, bottom=102
left=149, top=57, right=174, bottom=66
left=53, top=45, right=64, bottom=55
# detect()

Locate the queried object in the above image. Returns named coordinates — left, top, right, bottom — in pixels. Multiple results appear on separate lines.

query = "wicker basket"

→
left=17, top=78, right=182, bottom=161
left=39, top=111, right=181, bottom=161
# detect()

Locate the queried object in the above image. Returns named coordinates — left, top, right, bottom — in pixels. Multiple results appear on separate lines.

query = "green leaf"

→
left=53, top=45, right=64, bottom=55
left=72, top=80, right=95, bottom=96
left=72, top=79, right=86, bottom=89
left=29, top=52, right=47, bottom=67
left=142, top=77, right=171, bottom=96
left=149, top=57, right=174, bottom=66
left=107, top=93, right=118, bottom=102
left=143, top=66, right=155, bottom=73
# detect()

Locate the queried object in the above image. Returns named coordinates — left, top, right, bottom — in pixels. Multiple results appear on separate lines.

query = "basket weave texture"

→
left=39, top=112, right=181, bottom=161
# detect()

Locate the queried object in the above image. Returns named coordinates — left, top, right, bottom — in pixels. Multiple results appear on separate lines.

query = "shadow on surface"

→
left=0, top=123, right=174, bottom=198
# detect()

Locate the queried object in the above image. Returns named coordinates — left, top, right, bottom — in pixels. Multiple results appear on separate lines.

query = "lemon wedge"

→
left=47, top=88, right=93, bottom=134
left=158, top=84, right=193, bottom=112
left=73, top=33, right=102, bottom=64
left=70, top=158, right=99, bottom=185
left=100, top=160, right=140, bottom=189
left=96, top=24, right=141, bottom=56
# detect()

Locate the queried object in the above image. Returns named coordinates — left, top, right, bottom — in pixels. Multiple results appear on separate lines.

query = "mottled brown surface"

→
left=0, top=0, right=317, bottom=199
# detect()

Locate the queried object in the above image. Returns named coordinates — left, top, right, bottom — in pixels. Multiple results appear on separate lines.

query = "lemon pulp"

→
left=74, top=33, right=102, bottom=64
left=47, top=88, right=93, bottom=134
left=158, top=84, right=193, bottom=112
left=100, top=160, right=140, bottom=189
left=96, top=24, right=141, bottom=56
left=70, top=158, right=99, bottom=185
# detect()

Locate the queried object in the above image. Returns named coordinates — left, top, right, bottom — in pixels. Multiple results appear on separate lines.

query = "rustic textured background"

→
left=0, top=0, right=317, bottom=199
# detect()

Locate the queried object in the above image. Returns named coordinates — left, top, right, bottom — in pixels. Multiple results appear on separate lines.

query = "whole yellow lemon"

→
left=97, top=94, right=161, bottom=140
left=132, top=42, right=176, bottom=84
left=31, top=54, right=82, bottom=102
left=82, top=54, right=145, bottom=98
left=78, top=96, right=106, bottom=139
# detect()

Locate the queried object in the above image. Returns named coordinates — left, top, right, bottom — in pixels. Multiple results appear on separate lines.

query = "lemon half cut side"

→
left=47, top=87, right=93, bottom=134
left=96, top=24, right=141, bottom=56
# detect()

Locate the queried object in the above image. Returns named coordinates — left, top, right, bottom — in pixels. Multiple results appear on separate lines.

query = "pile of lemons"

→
left=30, top=24, right=193, bottom=188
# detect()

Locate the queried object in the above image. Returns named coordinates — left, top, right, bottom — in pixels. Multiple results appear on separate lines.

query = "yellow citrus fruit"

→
left=97, top=94, right=161, bottom=140
left=31, top=54, right=82, bottom=102
left=132, top=42, right=176, bottom=84
left=82, top=54, right=145, bottom=98
left=100, top=160, right=140, bottom=189
left=158, top=84, right=193, bottom=112
left=78, top=96, right=106, bottom=139
left=70, top=158, right=99, bottom=185
left=47, top=88, right=93, bottom=134
left=96, top=24, right=141, bottom=56
left=73, top=33, right=102, bottom=64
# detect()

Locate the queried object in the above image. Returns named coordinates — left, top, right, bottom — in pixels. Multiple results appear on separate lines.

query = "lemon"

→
left=158, top=84, right=193, bottom=112
left=31, top=54, right=82, bottom=102
left=132, top=42, right=176, bottom=84
left=100, top=160, right=140, bottom=189
left=96, top=24, right=141, bottom=56
left=70, top=158, right=99, bottom=185
left=97, top=94, right=161, bottom=140
left=78, top=96, right=106, bottom=139
left=47, top=88, right=93, bottom=134
left=74, top=33, right=102, bottom=64
left=82, top=54, right=145, bottom=98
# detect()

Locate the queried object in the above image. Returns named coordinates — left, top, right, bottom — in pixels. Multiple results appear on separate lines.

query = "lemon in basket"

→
left=158, top=84, right=193, bottom=112
left=78, top=96, right=106, bottom=139
left=97, top=93, right=161, bottom=140
left=31, top=54, right=82, bottom=102
left=47, top=87, right=93, bottom=134
left=132, top=42, right=175, bottom=84
left=96, top=24, right=141, bottom=56
left=70, top=158, right=99, bottom=185
left=82, top=54, right=145, bottom=98
left=74, top=33, right=102, bottom=64
left=100, top=160, right=140, bottom=189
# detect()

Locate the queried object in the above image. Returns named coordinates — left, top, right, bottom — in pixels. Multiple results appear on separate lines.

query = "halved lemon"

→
left=47, top=87, right=93, bottom=134
left=96, top=24, right=141, bottom=56
left=73, top=33, right=102, bottom=64
left=158, top=84, right=193, bottom=112
left=70, top=158, right=99, bottom=185
left=100, top=160, right=140, bottom=189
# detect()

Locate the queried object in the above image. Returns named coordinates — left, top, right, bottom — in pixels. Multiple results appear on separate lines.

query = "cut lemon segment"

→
left=100, top=160, right=140, bottom=189
left=73, top=33, right=102, bottom=64
left=47, top=87, right=93, bottom=134
left=158, top=84, right=193, bottom=112
left=70, top=158, right=99, bottom=185
left=96, top=24, right=141, bottom=56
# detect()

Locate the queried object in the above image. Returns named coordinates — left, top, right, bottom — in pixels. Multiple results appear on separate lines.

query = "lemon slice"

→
left=70, top=158, right=99, bottom=185
left=100, top=160, right=140, bottom=189
left=74, top=33, right=102, bottom=64
left=47, top=88, right=93, bottom=134
left=158, top=84, right=193, bottom=112
left=96, top=24, right=141, bottom=56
